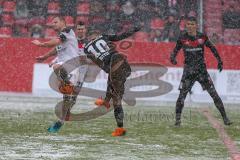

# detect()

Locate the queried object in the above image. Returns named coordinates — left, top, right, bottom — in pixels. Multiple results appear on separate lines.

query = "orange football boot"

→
left=59, top=82, right=74, bottom=95
left=112, top=128, right=126, bottom=137
left=95, top=98, right=110, bottom=109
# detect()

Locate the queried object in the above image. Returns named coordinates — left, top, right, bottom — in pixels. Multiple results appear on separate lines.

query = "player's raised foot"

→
left=174, top=120, right=181, bottom=127
left=95, top=98, right=110, bottom=109
left=59, top=82, right=74, bottom=95
left=112, top=128, right=126, bottom=137
left=223, top=117, right=233, bottom=126
left=47, top=121, right=63, bottom=133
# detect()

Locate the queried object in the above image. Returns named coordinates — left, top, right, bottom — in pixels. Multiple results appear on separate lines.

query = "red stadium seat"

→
left=1, top=14, right=14, bottom=26
left=223, top=29, right=237, bottom=36
left=28, top=17, right=45, bottom=26
left=0, top=27, right=12, bottom=37
left=76, top=16, right=89, bottom=25
left=134, top=32, right=149, bottom=42
left=45, top=28, right=57, bottom=39
left=64, top=16, right=74, bottom=27
left=223, top=30, right=233, bottom=44
left=150, top=18, right=165, bottom=30
left=2, top=1, right=16, bottom=13
left=205, top=27, right=222, bottom=34
left=106, top=1, right=120, bottom=11
left=91, top=16, right=105, bottom=24
left=20, top=26, right=28, bottom=35
left=15, top=18, right=28, bottom=26
left=77, top=2, right=90, bottom=15
left=47, top=2, right=60, bottom=14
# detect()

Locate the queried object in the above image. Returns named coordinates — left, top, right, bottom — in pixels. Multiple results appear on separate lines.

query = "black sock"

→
left=176, top=99, right=184, bottom=121
left=208, top=88, right=228, bottom=120
left=114, top=105, right=124, bottom=128
left=214, top=97, right=228, bottom=119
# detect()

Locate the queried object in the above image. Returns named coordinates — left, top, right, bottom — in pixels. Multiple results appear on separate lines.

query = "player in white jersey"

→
left=32, top=16, right=82, bottom=133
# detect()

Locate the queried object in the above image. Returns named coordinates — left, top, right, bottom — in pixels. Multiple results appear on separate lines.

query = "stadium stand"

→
left=0, top=0, right=238, bottom=45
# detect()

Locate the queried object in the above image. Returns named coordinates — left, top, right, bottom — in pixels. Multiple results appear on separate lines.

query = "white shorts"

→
left=69, top=64, right=88, bottom=85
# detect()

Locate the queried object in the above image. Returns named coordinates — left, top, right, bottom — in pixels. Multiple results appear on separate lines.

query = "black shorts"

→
left=179, top=69, right=215, bottom=92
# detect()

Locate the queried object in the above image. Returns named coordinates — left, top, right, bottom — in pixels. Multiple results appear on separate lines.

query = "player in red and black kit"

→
left=84, top=26, right=141, bottom=136
left=76, top=21, right=88, bottom=52
left=170, top=17, right=232, bottom=126
left=75, top=21, right=89, bottom=88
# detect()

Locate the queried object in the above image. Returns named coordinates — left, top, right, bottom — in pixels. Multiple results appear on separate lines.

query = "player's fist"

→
left=218, top=61, right=223, bottom=72
left=36, top=56, right=46, bottom=62
left=170, top=54, right=177, bottom=65
left=32, top=40, right=42, bottom=46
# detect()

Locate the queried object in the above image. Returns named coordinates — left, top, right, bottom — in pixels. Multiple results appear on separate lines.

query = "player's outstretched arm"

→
left=170, top=39, right=182, bottom=65
left=205, top=36, right=223, bottom=72
left=36, top=48, right=57, bottom=63
left=32, top=38, right=61, bottom=48
left=106, top=25, right=141, bottom=41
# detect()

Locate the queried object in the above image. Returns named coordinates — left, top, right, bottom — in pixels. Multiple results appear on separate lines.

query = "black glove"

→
left=218, top=61, right=223, bottom=72
left=170, top=54, right=177, bottom=65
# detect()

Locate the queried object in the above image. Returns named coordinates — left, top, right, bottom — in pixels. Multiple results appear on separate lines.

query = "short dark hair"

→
left=54, top=16, right=66, bottom=23
left=187, top=16, right=197, bottom=22
left=87, top=30, right=100, bottom=36
left=77, top=21, right=85, bottom=26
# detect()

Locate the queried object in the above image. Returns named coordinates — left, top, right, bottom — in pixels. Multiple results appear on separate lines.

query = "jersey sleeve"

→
left=104, top=26, right=141, bottom=41
left=170, top=34, right=183, bottom=60
left=204, top=35, right=222, bottom=62
left=58, top=32, right=67, bottom=42
left=174, top=38, right=183, bottom=52
left=172, top=35, right=183, bottom=54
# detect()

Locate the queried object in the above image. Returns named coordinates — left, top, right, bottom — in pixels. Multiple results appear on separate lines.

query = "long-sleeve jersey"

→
left=171, top=31, right=222, bottom=71
left=84, top=27, right=140, bottom=73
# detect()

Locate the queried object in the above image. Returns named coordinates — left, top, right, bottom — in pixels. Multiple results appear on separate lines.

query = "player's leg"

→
left=52, top=63, right=75, bottom=94
left=110, top=56, right=131, bottom=136
left=104, top=76, right=113, bottom=104
left=95, top=54, right=130, bottom=109
left=95, top=77, right=112, bottom=108
left=71, top=64, right=88, bottom=94
left=175, top=89, right=189, bottom=126
left=199, top=73, right=232, bottom=125
left=111, top=78, right=126, bottom=136
left=57, top=65, right=86, bottom=124
left=48, top=95, right=77, bottom=133
left=175, top=72, right=195, bottom=126
left=53, top=64, right=71, bottom=84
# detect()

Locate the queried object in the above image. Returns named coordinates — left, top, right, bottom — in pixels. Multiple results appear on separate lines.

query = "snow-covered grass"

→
left=0, top=94, right=238, bottom=160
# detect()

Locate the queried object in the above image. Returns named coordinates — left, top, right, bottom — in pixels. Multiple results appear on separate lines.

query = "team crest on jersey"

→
left=185, top=41, right=190, bottom=45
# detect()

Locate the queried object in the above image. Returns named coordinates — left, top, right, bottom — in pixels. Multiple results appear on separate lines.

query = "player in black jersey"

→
left=170, top=17, right=232, bottom=126
left=84, top=26, right=141, bottom=136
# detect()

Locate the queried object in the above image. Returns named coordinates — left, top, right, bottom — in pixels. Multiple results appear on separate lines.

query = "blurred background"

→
left=0, top=0, right=239, bottom=44
left=0, top=0, right=240, bottom=104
